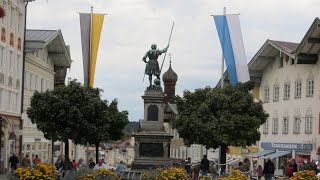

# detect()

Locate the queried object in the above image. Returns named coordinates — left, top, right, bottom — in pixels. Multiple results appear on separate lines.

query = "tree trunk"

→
left=95, top=142, right=99, bottom=163
left=51, top=139, right=54, bottom=164
left=219, top=145, right=227, bottom=174
left=64, top=139, right=70, bottom=170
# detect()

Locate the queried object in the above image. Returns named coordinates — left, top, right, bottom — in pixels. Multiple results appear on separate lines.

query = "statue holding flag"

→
left=142, top=44, right=169, bottom=88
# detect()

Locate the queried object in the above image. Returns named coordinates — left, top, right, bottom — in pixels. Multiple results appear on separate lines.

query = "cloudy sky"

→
left=27, top=0, right=319, bottom=121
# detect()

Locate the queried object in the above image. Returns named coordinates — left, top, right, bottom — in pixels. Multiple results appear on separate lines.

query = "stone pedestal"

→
left=131, top=88, right=173, bottom=169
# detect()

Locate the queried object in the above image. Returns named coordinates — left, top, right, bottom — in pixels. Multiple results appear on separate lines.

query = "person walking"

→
left=8, top=153, right=19, bottom=171
left=21, top=154, right=31, bottom=168
left=256, top=164, right=263, bottom=180
left=263, top=158, right=275, bottom=180
left=200, top=155, right=210, bottom=176
left=32, top=155, right=41, bottom=165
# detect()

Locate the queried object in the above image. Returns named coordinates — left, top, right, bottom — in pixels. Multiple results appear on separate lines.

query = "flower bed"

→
left=142, top=167, right=188, bottom=180
left=290, top=170, right=317, bottom=180
left=218, top=169, right=248, bottom=180
left=78, top=168, right=119, bottom=180
left=11, top=163, right=56, bottom=180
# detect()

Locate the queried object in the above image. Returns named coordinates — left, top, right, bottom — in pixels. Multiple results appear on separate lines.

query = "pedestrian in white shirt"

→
left=93, top=159, right=108, bottom=170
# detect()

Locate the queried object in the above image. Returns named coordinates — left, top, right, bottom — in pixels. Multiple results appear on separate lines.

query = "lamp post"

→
left=20, top=0, right=35, bottom=157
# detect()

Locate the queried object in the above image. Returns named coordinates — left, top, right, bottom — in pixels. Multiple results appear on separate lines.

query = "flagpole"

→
left=221, top=7, right=226, bottom=88
left=89, top=6, right=93, bottom=87
left=218, top=6, right=226, bottom=175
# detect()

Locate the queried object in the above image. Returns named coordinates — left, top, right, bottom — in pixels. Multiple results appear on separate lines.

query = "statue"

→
left=142, top=44, right=169, bottom=87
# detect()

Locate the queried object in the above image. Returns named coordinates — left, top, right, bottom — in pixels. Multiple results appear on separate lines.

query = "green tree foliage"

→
left=27, top=80, right=128, bottom=165
left=172, top=81, right=268, bottom=171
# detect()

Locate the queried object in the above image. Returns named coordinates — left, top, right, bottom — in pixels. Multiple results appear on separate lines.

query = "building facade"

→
left=0, top=0, right=26, bottom=173
left=248, top=18, right=320, bottom=173
left=21, top=29, right=71, bottom=164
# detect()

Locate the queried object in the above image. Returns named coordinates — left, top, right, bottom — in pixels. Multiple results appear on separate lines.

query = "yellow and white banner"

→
left=79, top=12, right=105, bottom=88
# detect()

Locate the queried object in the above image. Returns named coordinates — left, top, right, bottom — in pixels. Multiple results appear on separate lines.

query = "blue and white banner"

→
left=213, top=15, right=250, bottom=85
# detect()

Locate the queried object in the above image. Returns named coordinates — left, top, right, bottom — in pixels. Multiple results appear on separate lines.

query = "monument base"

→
left=132, top=132, right=172, bottom=170
left=131, top=159, right=172, bottom=169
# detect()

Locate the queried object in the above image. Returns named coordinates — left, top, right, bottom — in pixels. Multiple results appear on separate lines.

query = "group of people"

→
left=55, top=157, right=128, bottom=177
left=255, top=158, right=317, bottom=179
left=9, top=153, right=41, bottom=170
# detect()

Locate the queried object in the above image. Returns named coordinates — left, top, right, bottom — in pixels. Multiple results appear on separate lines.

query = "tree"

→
left=83, top=98, right=129, bottom=163
left=27, top=80, right=128, bottom=167
left=172, top=81, right=268, bottom=172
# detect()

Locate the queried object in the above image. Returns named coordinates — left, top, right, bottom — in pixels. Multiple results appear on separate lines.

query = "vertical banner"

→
left=213, top=15, right=249, bottom=85
left=89, top=14, right=104, bottom=88
left=79, top=12, right=105, bottom=88
left=79, top=13, right=91, bottom=87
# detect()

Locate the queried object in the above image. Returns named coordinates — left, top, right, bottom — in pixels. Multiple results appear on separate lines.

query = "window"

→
left=29, top=73, right=33, bottom=90
left=283, top=117, right=289, bottom=134
left=279, top=56, right=283, bottom=68
left=8, top=76, right=12, bottom=88
left=0, top=45, right=4, bottom=68
left=263, top=119, right=269, bottom=134
left=8, top=50, right=13, bottom=72
left=272, top=118, right=278, bottom=134
left=306, top=80, right=314, bottom=97
left=0, top=73, right=4, bottom=86
left=18, top=12, right=23, bottom=34
left=40, top=78, right=44, bottom=92
left=264, top=87, right=269, bottom=103
left=295, top=81, right=302, bottom=98
left=2, top=1, right=7, bottom=25
left=284, top=83, right=290, bottom=100
left=15, top=79, right=19, bottom=90
left=16, top=54, right=21, bottom=75
left=305, top=116, right=313, bottom=134
left=294, top=117, right=301, bottom=134
left=34, top=75, right=38, bottom=90
left=273, top=85, right=279, bottom=102
left=0, top=88, right=2, bottom=110
left=26, top=72, right=30, bottom=89
left=12, top=92, right=16, bottom=112
left=10, top=6, right=15, bottom=29
left=8, top=91, right=11, bottom=111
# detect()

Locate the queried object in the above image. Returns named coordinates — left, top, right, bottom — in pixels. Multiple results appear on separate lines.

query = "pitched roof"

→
left=268, top=40, right=298, bottom=54
left=26, top=29, right=57, bottom=42
left=25, top=29, right=71, bottom=67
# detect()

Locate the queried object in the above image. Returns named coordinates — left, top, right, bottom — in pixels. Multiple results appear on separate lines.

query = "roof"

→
left=248, top=39, right=298, bottom=71
left=294, top=17, right=320, bottom=64
left=25, top=29, right=71, bottom=67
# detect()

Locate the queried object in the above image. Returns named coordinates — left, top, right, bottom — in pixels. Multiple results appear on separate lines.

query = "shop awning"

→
left=262, top=151, right=290, bottom=159
left=247, top=150, right=275, bottom=158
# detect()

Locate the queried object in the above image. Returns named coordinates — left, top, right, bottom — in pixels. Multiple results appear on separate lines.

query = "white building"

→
left=22, top=29, right=71, bottom=163
left=248, top=18, right=320, bottom=172
left=0, top=0, right=27, bottom=173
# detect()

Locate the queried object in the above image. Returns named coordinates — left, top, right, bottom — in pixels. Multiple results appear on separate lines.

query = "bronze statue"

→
left=143, top=44, right=169, bottom=87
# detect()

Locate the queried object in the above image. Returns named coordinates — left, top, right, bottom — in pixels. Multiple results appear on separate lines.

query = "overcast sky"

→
left=27, top=0, right=319, bottom=121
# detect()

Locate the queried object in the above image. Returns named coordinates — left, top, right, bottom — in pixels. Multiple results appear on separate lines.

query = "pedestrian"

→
left=263, top=158, right=275, bottom=180
left=9, top=153, right=19, bottom=171
left=32, top=155, right=41, bottom=165
left=71, top=160, right=78, bottom=170
left=291, top=159, right=298, bottom=173
left=200, top=155, right=210, bottom=177
left=93, top=159, right=108, bottom=170
left=256, top=164, right=263, bottom=180
left=88, top=158, right=95, bottom=169
left=287, top=164, right=294, bottom=178
left=115, top=160, right=127, bottom=176
left=21, top=154, right=31, bottom=168
left=184, top=157, right=192, bottom=177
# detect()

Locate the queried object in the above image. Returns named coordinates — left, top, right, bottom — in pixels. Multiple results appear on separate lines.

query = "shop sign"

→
left=261, top=142, right=312, bottom=151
